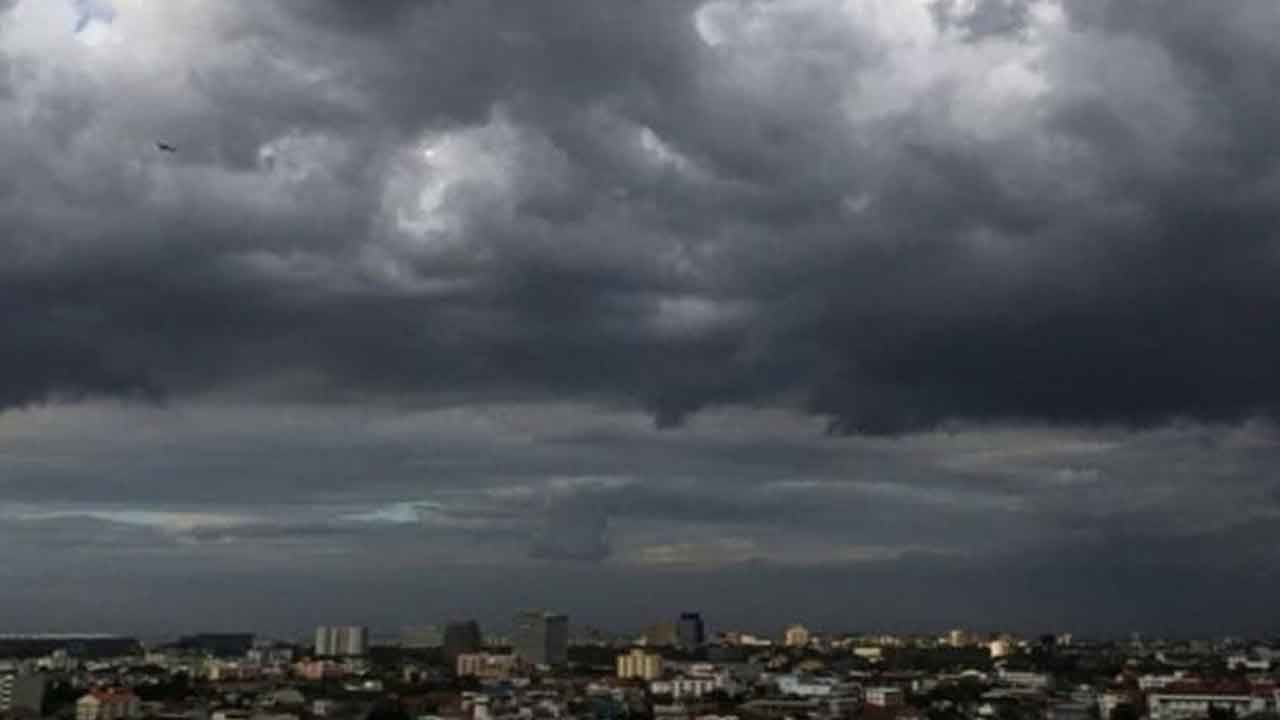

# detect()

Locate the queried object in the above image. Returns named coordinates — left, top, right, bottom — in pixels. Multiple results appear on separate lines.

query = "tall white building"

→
left=314, top=626, right=369, bottom=657
left=617, top=649, right=664, bottom=680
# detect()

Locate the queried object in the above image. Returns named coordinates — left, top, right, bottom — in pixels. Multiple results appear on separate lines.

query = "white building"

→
left=783, top=625, right=811, bottom=648
left=854, top=646, right=884, bottom=661
left=998, top=669, right=1052, bottom=690
left=988, top=638, right=1015, bottom=659
left=1138, top=672, right=1190, bottom=691
left=651, top=672, right=742, bottom=700
left=775, top=674, right=858, bottom=698
left=1148, top=687, right=1270, bottom=720
left=865, top=687, right=905, bottom=708
left=313, top=626, right=368, bottom=657
left=1227, top=655, right=1272, bottom=672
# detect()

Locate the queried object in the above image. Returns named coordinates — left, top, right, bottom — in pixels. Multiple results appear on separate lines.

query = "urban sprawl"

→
left=0, top=615, right=1275, bottom=720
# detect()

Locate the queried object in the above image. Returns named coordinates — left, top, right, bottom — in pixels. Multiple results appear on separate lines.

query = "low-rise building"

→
left=776, top=674, right=858, bottom=698
left=997, top=669, right=1052, bottom=690
left=1147, top=683, right=1272, bottom=720
left=865, top=687, right=904, bottom=708
left=456, top=652, right=520, bottom=680
left=76, top=689, right=141, bottom=720
left=783, top=626, right=811, bottom=649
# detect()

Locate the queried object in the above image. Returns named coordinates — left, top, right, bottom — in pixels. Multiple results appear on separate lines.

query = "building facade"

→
left=865, top=687, right=905, bottom=708
left=678, top=613, right=705, bottom=649
left=1148, top=686, right=1271, bottom=720
left=617, top=649, right=664, bottom=680
left=0, top=674, right=48, bottom=715
left=513, top=611, right=569, bottom=666
left=313, top=626, right=368, bottom=657
left=443, top=620, right=483, bottom=665
left=76, top=689, right=140, bottom=720
left=400, top=625, right=443, bottom=649
left=456, top=653, right=520, bottom=680
left=783, top=625, right=811, bottom=648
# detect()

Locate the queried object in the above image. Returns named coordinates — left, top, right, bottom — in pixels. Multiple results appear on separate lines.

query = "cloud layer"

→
left=1, top=0, right=1278, bottom=431
left=2, top=0, right=1280, bottom=634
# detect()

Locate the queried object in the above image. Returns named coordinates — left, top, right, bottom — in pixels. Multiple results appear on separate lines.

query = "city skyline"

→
left=3, top=0, right=1280, bottom=635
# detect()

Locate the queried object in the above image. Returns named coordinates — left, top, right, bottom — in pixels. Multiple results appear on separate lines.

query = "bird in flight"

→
left=156, top=142, right=177, bottom=153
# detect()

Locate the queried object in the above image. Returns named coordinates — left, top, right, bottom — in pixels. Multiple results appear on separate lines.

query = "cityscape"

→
left=5, top=6, right=1280, bottom=720
left=0, top=615, right=1277, bottom=720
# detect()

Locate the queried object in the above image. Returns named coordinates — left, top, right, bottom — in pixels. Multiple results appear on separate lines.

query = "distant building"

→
left=313, top=626, right=368, bottom=657
left=678, top=613, right=705, bottom=649
left=76, top=689, right=140, bottom=720
left=776, top=674, right=859, bottom=698
left=865, top=687, right=905, bottom=708
left=400, top=625, right=444, bottom=649
left=1148, top=684, right=1270, bottom=720
left=997, top=668, right=1053, bottom=690
left=651, top=667, right=742, bottom=700
left=784, top=625, right=811, bottom=648
left=946, top=628, right=976, bottom=648
left=443, top=621, right=483, bottom=666
left=987, top=636, right=1015, bottom=659
left=513, top=610, right=569, bottom=666
left=644, top=621, right=678, bottom=647
left=617, top=649, right=664, bottom=680
left=456, top=653, right=520, bottom=680
left=0, top=674, right=49, bottom=715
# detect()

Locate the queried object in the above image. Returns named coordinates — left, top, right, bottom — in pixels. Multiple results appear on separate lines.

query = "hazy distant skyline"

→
left=3, top=0, right=1280, bottom=636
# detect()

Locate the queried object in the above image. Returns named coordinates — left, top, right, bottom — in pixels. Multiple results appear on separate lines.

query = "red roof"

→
left=1157, top=681, right=1255, bottom=697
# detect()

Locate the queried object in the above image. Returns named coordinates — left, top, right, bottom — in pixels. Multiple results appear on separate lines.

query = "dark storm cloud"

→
left=0, top=0, right=1273, bottom=434
left=6, top=0, right=1280, bottom=632
left=0, top=1, right=1249, bottom=430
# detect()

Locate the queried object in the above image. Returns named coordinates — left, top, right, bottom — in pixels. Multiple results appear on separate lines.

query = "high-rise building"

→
left=313, top=626, right=368, bottom=657
left=0, top=674, right=49, bottom=715
left=643, top=621, right=677, bottom=646
left=616, top=648, right=664, bottom=680
left=443, top=621, right=483, bottom=666
left=400, top=625, right=444, bottom=649
left=677, top=613, right=705, bottom=649
left=513, top=610, right=568, bottom=666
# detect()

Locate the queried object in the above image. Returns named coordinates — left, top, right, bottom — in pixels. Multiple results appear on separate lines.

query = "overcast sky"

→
left=2, top=0, right=1280, bottom=640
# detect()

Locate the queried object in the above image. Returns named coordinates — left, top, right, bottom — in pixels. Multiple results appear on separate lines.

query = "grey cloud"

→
left=0, top=0, right=1256, bottom=432
left=4, top=0, right=1280, bottom=631
left=930, top=0, right=1036, bottom=40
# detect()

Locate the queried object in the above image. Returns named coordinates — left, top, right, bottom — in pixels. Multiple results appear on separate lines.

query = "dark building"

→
left=513, top=610, right=568, bottom=666
left=678, top=613, right=705, bottom=649
left=442, top=620, right=483, bottom=666
left=176, top=633, right=255, bottom=657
